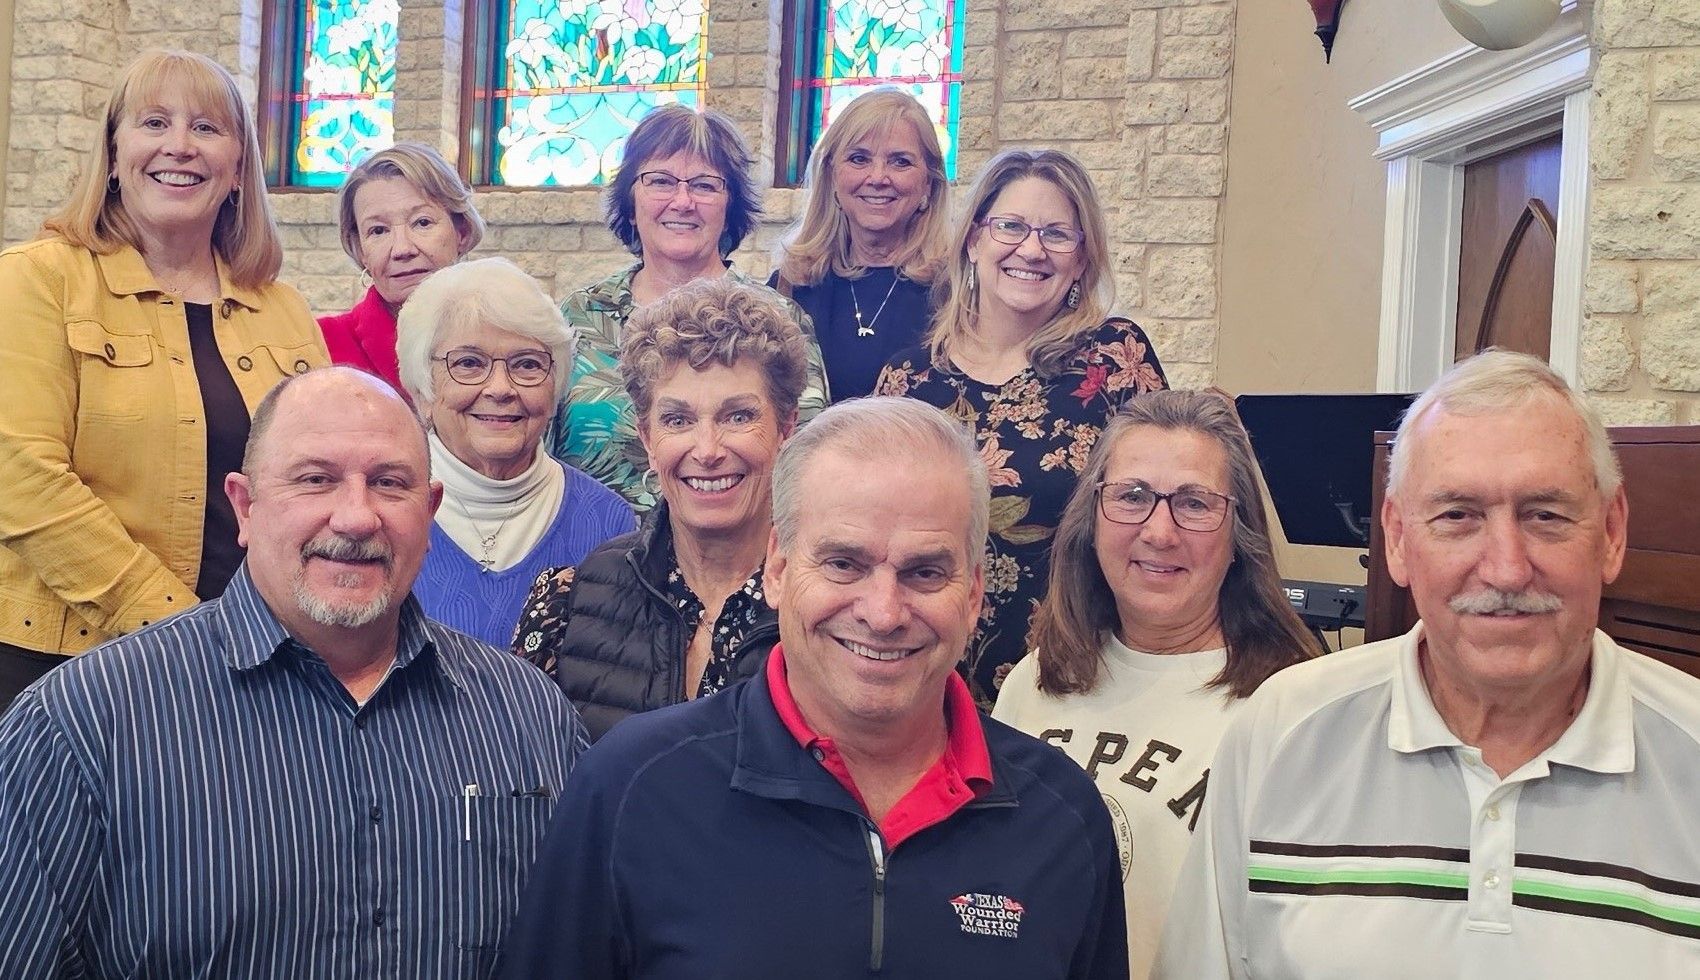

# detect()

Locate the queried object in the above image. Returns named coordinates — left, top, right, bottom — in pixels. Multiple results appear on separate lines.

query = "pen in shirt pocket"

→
left=461, top=782, right=555, bottom=841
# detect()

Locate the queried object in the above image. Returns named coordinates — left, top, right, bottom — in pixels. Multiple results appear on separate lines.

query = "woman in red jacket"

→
left=318, top=142, right=484, bottom=392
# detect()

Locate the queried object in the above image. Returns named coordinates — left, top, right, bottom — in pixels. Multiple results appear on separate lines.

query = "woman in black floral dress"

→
left=875, top=149, right=1167, bottom=708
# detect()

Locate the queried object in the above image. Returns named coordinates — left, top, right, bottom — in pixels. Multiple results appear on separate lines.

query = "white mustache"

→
left=1448, top=588, right=1563, bottom=615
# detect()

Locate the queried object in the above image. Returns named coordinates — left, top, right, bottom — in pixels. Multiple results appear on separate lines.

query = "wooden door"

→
left=1454, top=133, right=1562, bottom=362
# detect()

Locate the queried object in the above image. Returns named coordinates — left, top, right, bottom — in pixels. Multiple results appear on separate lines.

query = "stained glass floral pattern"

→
left=811, top=0, right=965, bottom=176
left=291, top=0, right=397, bottom=186
left=494, top=0, right=708, bottom=186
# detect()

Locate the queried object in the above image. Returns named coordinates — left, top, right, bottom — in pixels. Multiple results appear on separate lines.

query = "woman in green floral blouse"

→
left=875, top=149, right=1168, bottom=708
left=550, top=104, right=828, bottom=510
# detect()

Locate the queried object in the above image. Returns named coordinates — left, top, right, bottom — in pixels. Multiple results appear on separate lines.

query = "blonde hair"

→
left=42, top=49, right=283, bottom=290
left=620, top=276, right=809, bottom=426
left=777, top=88, right=950, bottom=287
left=927, top=149, right=1114, bottom=378
left=336, top=142, right=485, bottom=270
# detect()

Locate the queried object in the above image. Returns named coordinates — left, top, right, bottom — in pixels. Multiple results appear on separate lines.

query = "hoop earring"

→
left=1065, top=280, right=1082, bottom=310
left=106, top=174, right=119, bottom=195
left=641, top=468, right=662, bottom=497
left=226, top=187, right=240, bottom=208
left=359, top=268, right=374, bottom=290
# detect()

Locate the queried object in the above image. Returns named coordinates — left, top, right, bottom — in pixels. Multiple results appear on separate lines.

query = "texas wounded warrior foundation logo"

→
left=949, top=892, right=1025, bottom=939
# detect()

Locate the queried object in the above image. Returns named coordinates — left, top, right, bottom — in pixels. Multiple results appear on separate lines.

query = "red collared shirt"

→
left=765, top=644, right=994, bottom=849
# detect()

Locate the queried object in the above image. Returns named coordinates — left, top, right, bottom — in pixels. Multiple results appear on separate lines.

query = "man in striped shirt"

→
left=1155, top=351, right=1700, bottom=978
left=0, top=367, right=585, bottom=979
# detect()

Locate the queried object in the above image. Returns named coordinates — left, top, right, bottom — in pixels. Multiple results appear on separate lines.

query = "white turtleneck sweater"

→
left=428, top=434, right=566, bottom=573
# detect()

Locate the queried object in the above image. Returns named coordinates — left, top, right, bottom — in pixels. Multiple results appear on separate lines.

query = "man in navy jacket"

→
left=502, top=397, right=1127, bottom=979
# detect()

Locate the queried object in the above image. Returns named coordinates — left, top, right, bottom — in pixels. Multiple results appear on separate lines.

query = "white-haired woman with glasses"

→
left=397, top=257, right=634, bottom=647
left=994, top=390, right=1317, bottom=979
left=875, top=148, right=1168, bottom=709
left=552, top=104, right=828, bottom=511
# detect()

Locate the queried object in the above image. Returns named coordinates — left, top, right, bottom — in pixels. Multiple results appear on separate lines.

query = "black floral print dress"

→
left=874, top=317, right=1168, bottom=708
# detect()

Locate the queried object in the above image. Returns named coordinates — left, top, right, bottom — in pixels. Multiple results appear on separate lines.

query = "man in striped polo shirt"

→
left=1155, top=351, right=1700, bottom=978
left=0, top=367, right=585, bottom=979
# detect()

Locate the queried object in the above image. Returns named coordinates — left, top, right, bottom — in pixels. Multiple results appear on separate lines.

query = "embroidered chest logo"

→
left=949, top=892, right=1025, bottom=939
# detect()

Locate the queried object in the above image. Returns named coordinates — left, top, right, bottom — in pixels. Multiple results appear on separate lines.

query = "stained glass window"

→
left=809, top=0, right=965, bottom=177
left=288, top=0, right=398, bottom=186
left=491, top=0, right=709, bottom=187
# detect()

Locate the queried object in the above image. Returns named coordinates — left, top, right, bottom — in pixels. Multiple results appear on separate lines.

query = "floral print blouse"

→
left=511, top=558, right=768, bottom=700
left=548, top=261, right=831, bottom=512
left=874, top=317, right=1168, bottom=708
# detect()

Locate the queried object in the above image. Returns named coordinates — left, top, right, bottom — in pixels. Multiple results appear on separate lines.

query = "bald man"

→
left=0, top=367, right=585, bottom=979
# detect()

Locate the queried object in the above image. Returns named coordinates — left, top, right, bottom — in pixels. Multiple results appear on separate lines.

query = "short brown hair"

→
left=42, top=49, right=283, bottom=290
left=620, top=277, right=808, bottom=427
left=1028, top=390, right=1319, bottom=698
left=605, top=104, right=759, bottom=257
left=336, top=142, right=485, bottom=270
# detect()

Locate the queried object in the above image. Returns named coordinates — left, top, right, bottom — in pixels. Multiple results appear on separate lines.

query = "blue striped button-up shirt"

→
left=0, top=564, right=585, bottom=979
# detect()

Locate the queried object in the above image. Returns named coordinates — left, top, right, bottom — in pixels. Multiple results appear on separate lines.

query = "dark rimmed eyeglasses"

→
left=980, top=216, right=1085, bottom=253
left=636, top=171, right=728, bottom=200
left=437, top=347, right=554, bottom=387
left=1096, top=481, right=1235, bottom=532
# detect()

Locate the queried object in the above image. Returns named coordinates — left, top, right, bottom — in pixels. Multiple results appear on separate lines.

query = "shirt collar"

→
left=1388, top=623, right=1634, bottom=774
left=764, top=644, right=994, bottom=788
left=214, top=564, right=464, bottom=691
left=95, top=244, right=266, bottom=310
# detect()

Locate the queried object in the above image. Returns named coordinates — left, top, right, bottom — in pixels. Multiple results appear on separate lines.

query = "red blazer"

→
left=317, top=285, right=403, bottom=394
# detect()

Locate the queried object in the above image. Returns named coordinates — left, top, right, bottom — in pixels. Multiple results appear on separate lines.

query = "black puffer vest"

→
left=555, top=503, right=777, bottom=742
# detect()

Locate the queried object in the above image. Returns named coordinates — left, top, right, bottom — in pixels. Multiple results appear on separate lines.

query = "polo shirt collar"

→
left=95, top=244, right=266, bottom=310
left=215, top=564, right=463, bottom=691
left=1388, top=623, right=1633, bottom=775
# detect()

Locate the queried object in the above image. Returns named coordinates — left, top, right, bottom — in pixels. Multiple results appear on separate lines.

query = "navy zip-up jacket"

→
left=500, top=659, right=1128, bottom=979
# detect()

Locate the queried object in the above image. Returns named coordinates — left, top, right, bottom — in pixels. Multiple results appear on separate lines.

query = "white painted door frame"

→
left=1349, top=1, right=1593, bottom=393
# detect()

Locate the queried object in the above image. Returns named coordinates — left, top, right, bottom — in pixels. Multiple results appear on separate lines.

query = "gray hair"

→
left=395, top=257, right=575, bottom=413
left=771, top=397, right=989, bottom=568
left=1388, top=349, right=1621, bottom=497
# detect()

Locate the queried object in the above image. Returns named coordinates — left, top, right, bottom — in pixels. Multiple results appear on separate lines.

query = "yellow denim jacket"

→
left=0, top=239, right=328, bottom=654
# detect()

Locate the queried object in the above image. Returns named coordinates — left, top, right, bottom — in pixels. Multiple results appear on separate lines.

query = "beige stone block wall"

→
left=1584, top=0, right=1700, bottom=424
left=3, top=0, right=1237, bottom=390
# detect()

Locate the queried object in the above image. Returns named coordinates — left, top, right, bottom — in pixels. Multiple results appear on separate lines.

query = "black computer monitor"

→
left=1233, top=393, right=1416, bottom=549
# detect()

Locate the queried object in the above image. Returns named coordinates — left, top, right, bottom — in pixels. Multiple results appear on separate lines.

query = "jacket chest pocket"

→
left=229, top=338, right=322, bottom=391
left=66, top=319, right=155, bottom=422
left=455, top=789, right=556, bottom=953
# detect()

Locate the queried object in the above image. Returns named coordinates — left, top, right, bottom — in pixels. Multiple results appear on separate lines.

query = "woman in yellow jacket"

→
left=0, top=49, right=327, bottom=708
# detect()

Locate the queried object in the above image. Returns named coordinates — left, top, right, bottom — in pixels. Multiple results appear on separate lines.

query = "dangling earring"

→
left=966, top=264, right=977, bottom=301
left=641, top=468, right=662, bottom=497
left=1065, top=280, right=1082, bottom=310
left=226, top=187, right=240, bottom=208
left=106, top=174, right=119, bottom=195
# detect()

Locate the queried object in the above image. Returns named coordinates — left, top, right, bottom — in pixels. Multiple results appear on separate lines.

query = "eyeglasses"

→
left=437, top=347, right=555, bottom=387
left=1097, top=481, right=1235, bottom=532
left=980, top=216, right=1085, bottom=254
left=636, top=171, right=728, bottom=201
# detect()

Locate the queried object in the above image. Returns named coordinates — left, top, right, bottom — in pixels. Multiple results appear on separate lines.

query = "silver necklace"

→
left=849, top=273, right=900, bottom=338
left=447, top=494, right=515, bottom=571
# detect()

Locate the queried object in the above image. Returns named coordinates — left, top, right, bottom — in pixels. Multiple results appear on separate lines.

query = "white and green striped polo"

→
left=1153, top=625, right=1700, bottom=979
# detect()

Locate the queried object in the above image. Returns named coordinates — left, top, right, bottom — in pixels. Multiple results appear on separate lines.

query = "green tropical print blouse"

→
left=548, top=262, right=830, bottom=511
